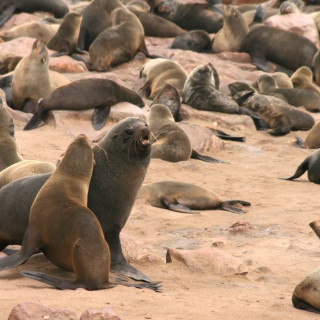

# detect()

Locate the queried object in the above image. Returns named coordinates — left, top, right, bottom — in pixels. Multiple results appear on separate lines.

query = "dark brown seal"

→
left=150, top=0, right=223, bottom=33
left=0, top=0, right=68, bottom=27
left=240, top=25, right=317, bottom=72
left=280, top=149, right=320, bottom=183
left=138, top=181, right=251, bottom=213
left=24, top=79, right=144, bottom=131
left=148, top=103, right=227, bottom=163
left=0, top=118, right=153, bottom=282
left=47, top=12, right=84, bottom=57
left=170, top=30, right=212, bottom=52
left=212, top=4, right=248, bottom=53
left=89, top=6, right=150, bottom=71
left=0, top=55, right=22, bottom=74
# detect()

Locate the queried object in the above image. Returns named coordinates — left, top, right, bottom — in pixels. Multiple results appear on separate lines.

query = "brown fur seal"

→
left=24, top=79, right=144, bottom=131
left=138, top=58, right=188, bottom=99
left=12, top=39, right=70, bottom=113
left=0, top=134, right=160, bottom=292
left=280, top=149, right=320, bottom=183
left=243, top=93, right=315, bottom=136
left=0, top=0, right=68, bottom=27
left=290, top=66, right=320, bottom=96
left=0, top=99, right=23, bottom=171
left=138, top=181, right=251, bottom=213
left=212, top=5, right=248, bottom=53
left=89, top=6, right=150, bottom=71
left=150, top=0, right=223, bottom=33
left=0, top=160, right=55, bottom=189
left=127, top=0, right=185, bottom=37
left=312, top=49, right=320, bottom=86
left=0, top=22, right=59, bottom=44
left=170, top=30, right=212, bottom=52
left=295, top=122, right=320, bottom=149
left=0, top=55, right=22, bottom=75
left=240, top=25, right=317, bottom=72
left=0, top=118, right=152, bottom=282
left=148, top=103, right=227, bottom=163
left=150, top=84, right=181, bottom=121
left=257, top=74, right=320, bottom=112
left=272, top=72, right=293, bottom=88
left=47, top=12, right=84, bottom=57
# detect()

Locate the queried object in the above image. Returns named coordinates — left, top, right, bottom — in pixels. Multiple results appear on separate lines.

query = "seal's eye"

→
left=125, top=128, right=134, bottom=136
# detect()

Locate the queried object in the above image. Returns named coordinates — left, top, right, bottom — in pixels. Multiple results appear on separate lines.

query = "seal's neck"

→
left=0, top=142, right=23, bottom=171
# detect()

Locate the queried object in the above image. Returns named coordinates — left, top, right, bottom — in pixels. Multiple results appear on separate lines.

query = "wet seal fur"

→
left=138, top=181, right=251, bottom=214
left=0, top=118, right=153, bottom=282
left=148, top=103, right=227, bottom=163
left=280, top=149, right=320, bottom=183
left=24, top=79, right=144, bottom=131
left=0, top=134, right=160, bottom=292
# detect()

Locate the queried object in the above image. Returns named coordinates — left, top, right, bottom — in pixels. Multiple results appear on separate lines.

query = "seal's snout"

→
left=139, top=126, right=151, bottom=148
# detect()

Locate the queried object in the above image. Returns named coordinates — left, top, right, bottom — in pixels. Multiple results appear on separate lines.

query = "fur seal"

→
left=243, top=93, right=315, bottom=136
left=295, top=122, right=320, bottom=149
left=0, top=0, right=69, bottom=27
left=0, top=160, right=55, bottom=189
left=88, top=6, right=151, bottom=71
left=0, top=22, right=59, bottom=44
left=290, top=66, right=320, bottom=96
left=257, top=74, right=320, bottom=112
left=148, top=103, right=227, bottom=163
left=312, top=49, right=320, bottom=86
left=0, top=55, right=22, bottom=75
left=138, top=181, right=251, bottom=213
left=0, top=118, right=153, bottom=282
left=47, top=12, right=84, bottom=57
left=138, top=58, right=188, bottom=99
left=151, top=0, right=223, bottom=33
left=272, top=72, right=293, bottom=88
left=150, top=84, right=181, bottom=121
left=0, top=134, right=160, bottom=292
left=280, top=149, right=320, bottom=183
left=240, top=25, right=317, bottom=72
left=0, top=99, right=23, bottom=171
left=212, top=5, right=248, bottom=53
left=170, top=30, right=212, bottom=52
left=12, top=39, right=70, bottom=113
left=24, top=79, right=144, bottom=131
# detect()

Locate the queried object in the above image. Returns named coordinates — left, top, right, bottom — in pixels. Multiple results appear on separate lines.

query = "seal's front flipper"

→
left=24, top=111, right=44, bottom=130
left=161, top=197, right=200, bottom=214
left=279, top=157, right=310, bottom=181
left=111, top=260, right=151, bottom=283
left=250, top=51, right=271, bottom=72
left=191, top=149, right=229, bottom=163
left=21, top=270, right=82, bottom=290
left=0, top=5, right=16, bottom=27
left=292, top=295, right=320, bottom=314
left=92, top=106, right=111, bottom=130
left=120, top=280, right=162, bottom=292
left=215, top=129, right=245, bottom=142
left=0, top=249, right=36, bottom=271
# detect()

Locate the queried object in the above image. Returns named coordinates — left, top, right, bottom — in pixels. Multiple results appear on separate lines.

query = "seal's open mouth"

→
left=138, top=130, right=151, bottom=148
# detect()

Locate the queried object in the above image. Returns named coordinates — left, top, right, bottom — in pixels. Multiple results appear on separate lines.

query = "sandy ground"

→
left=1, top=8, right=320, bottom=320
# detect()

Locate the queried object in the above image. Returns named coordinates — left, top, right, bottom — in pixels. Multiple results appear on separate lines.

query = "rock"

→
left=264, top=13, right=319, bottom=48
left=138, top=253, right=165, bottom=264
left=0, top=37, right=35, bottom=57
left=49, top=55, right=88, bottom=73
left=166, top=247, right=248, bottom=275
left=8, top=302, right=77, bottom=320
left=1, top=13, right=40, bottom=31
left=80, top=306, right=121, bottom=320
left=227, top=221, right=256, bottom=233
left=120, top=233, right=139, bottom=262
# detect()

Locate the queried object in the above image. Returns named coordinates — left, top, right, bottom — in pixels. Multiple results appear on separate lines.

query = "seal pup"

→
left=257, top=74, right=320, bottom=112
left=138, top=181, right=251, bottom=213
left=24, top=79, right=144, bottom=131
left=170, top=30, right=212, bottom=52
left=212, top=5, right=248, bottom=53
left=0, top=22, right=59, bottom=44
left=47, top=12, right=84, bottom=57
left=240, top=25, right=317, bottom=72
left=0, top=118, right=153, bottom=282
left=138, top=58, right=188, bottom=99
left=151, top=0, right=223, bottom=33
left=272, top=72, right=293, bottom=88
left=312, top=49, right=320, bottom=86
left=0, top=55, right=22, bottom=75
left=295, top=122, right=320, bottom=149
left=89, top=6, right=152, bottom=71
left=280, top=149, right=320, bottom=183
left=0, top=0, right=69, bottom=27
left=148, top=104, right=227, bottom=163
left=0, top=134, right=160, bottom=292
left=290, top=66, right=320, bottom=96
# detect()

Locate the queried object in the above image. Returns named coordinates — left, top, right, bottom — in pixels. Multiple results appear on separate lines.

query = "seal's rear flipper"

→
left=221, top=200, right=251, bottom=213
left=119, top=280, right=163, bottom=292
left=92, top=106, right=111, bottom=130
left=0, top=5, right=16, bottom=27
left=279, top=157, right=310, bottom=181
left=250, top=51, right=271, bottom=72
left=215, top=129, right=245, bottom=142
left=191, top=149, right=229, bottom=164
left=294, top=136, right=304, bottom=148
left=21, top=270, right=82, bottom=290
left=161, top=197, right=200, bottom=214
left=0, top=249, right=35, bottom=271
left=239, top=107, right=269, bottom=131
left=24, top=111, right=44, bottom=130
left=253, top=5, right=265, bottom=24
left=292, top=295, right=320, bottom=314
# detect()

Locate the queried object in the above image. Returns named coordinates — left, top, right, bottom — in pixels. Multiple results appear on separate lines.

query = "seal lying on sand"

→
left=0, top=134, right=160, bottom=292
left=0, top=118, right=153, bottom=282
left=138, top=181, right=251, bottom=213
left=23, top=79, right=144, bottom=131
